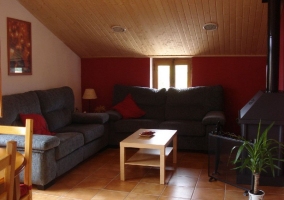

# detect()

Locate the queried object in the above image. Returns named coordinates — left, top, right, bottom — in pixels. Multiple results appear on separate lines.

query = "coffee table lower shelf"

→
left=125, top=147, right=173, bottom=167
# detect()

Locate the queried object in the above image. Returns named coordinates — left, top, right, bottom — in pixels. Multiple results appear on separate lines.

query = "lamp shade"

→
left=82, top=89, right=97, bottom=99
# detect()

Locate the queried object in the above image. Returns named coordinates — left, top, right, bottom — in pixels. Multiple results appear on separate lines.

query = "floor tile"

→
left=225, top=184, right=249, bottom=192
left=75, top=177, right=112, bottom=189
left=224, top=190, right=249, bottom=200
left=62, top=187, right=99, bottom=199
left=55, top=173, right=88, bottom=188
left=162, top=185, right=194, bottom=199
left=140, top=168, right=173, bottom=184
left=196, top=177, right=225, bottom=189
left=91, top=167, right=120, bottom=179
left=115, top=166, right=148, bottom=182
left=168, top=175, right=198, bottom=187
left=91, top=189, right=129, bottom=200
left=124, top=192, right=159, bottom=200
left=259, top=185, right=284, bottom=194
left=192, top=188, right=224, bottom=200
left=173, top=167, right=202, bottom=178
left=262, top=194, right=284, bottom=200
left=101, top=160, right=120, bottom=169
left=131, top=182, right=166, bottom=195
left=105, top=179, right=138, bottom=192
left=32, top=193, right=61, bottom=200
left=199, top=169, right=209, bottom=179
left=32, top=181, right=71, bottom=196
left=178, top=160, right=206, bottom=169
left=159, top=197, right=190, bottom=200
left=72, top=160, right=103, bottom=173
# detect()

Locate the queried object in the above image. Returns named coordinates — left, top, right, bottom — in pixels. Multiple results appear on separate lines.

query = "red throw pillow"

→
left=20, top=113, right=55, bottom=136
left=113, top=94, right=145, bottom=119
left=20, top=184, right=31, bottom=198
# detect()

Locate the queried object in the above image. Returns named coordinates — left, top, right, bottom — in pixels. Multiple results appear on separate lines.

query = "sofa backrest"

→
left=165, top=85, right=224, bottom=120
left=36, top=86, right=74, bottom=131
left=0, top=91, right=41, bottom=126
left=112, top=85, right=167, bottom=120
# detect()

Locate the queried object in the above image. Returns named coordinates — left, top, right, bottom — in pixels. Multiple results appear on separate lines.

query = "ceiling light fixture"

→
left=203, top=23, right=218, bottom=31
left=111, top=25, right=126, bottom=32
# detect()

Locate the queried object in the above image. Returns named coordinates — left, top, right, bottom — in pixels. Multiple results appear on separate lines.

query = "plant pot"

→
left=248, top=190, right=265, bottom=200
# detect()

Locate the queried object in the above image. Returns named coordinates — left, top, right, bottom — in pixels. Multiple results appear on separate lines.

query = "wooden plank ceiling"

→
left=17, top=0, right=268, bottom=58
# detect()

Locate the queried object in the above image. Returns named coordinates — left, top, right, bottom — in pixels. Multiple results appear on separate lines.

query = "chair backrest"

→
left=0, top=119, right=33, bottom=200
left=0, top=141, right=17, bottom=200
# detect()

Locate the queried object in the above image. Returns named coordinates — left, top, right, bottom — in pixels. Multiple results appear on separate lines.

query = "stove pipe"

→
left=266, top=0, right=281, bottom=93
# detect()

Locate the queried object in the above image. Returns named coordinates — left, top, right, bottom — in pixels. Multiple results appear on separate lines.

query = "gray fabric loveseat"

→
left=0, top=86, right=109, bottom=189
left=107, top=84, right=225, bottom=151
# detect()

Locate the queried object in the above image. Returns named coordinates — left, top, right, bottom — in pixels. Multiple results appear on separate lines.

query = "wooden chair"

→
left=0, top=141, right=17, bottom=200
left=0, top=119, right=33, bottom=200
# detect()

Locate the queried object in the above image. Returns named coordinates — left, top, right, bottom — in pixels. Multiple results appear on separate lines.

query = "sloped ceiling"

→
left=17, top=0, right=269, bottom=58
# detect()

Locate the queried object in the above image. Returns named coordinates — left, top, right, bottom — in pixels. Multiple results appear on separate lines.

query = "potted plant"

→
left=230, top=121, right=284, bottom=200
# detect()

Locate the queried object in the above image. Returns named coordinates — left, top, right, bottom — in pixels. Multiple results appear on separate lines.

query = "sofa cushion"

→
left=0, top=91, right=41, bottom=126
left=113, top=94, right=145, bottom=119
left=165, top=85, right=224, bottom=120
left=20, top=113, right=55, bottom=135
left=114, top=119, right=162, bottom=133
left=159, top=120, right=205, bottom=137
left=113, top=85, right=167, bottom=120
left=36, top=87, right=74, bottom=131
left=55, top=124, right=104, bottom=144
left=44, top=109, right=72, bottom=131
left=72, top=113, right=109, bottom=124
left=54, top=132, right=84, bottom=160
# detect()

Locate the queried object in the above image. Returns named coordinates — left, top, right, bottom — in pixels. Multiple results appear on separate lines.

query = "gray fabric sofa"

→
left=0, top=86, right=109, bottom=189
left=107, top=84, right=225, bottom=151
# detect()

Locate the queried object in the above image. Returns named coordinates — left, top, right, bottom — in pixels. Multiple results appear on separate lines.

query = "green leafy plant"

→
left=230, top=121, right=284, bottom=195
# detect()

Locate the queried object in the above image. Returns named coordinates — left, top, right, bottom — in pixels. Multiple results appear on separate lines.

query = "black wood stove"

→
left=239, top=0, right=284, bottom=187
left=209, top=0, right=284, bottom=190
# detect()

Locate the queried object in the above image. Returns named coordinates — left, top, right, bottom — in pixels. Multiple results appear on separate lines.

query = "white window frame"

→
left=152, top=58, right=192, bottom=89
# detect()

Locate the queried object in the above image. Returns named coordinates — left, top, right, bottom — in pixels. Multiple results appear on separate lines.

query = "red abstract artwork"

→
left=7, top=18, right=32, bottom=75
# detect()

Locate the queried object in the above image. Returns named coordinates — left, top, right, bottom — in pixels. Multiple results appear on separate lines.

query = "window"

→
left=152, top=58, right=192, bottom=89
left=157, top=65, right=170, bottom=89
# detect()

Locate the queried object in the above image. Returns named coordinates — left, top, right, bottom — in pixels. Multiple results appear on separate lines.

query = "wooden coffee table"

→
left=120, top=129, right=177, bottom=184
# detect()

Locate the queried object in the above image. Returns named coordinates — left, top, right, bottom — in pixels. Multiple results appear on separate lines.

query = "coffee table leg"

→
left=173, top=134, right=177, bottom=164
left=120, top=146, right=125, bottom=181
left=160, top=148, right=165, bottom=184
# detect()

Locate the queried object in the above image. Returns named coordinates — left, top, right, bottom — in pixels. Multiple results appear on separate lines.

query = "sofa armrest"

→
left=202, top=111, right=225, bottom=126
left=72, top=112, right=109, bottom=124
left=0, top=134, right=60, bottom=151
left=106, top=110, right=122, bottom=121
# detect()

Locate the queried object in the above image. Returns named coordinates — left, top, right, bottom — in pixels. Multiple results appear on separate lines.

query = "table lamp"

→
left=82, top=88, right=97, bottom=112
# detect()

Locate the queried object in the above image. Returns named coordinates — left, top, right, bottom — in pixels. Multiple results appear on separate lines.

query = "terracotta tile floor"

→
left=32, top=148, right=284, bottom=200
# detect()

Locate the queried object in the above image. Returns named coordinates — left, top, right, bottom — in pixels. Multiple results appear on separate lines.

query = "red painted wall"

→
left=192, top=56, right=267, bottom=133
left=81, top=58, right=150, bottom=112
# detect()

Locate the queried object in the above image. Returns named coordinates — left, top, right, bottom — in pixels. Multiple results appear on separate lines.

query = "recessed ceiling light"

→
left=111, top=26, right=126, bottom=32
left=203, top=23, right=218, bottom=31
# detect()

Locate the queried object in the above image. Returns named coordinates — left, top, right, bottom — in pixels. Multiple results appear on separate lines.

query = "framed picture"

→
left=7, top=18, right=32, bottom=75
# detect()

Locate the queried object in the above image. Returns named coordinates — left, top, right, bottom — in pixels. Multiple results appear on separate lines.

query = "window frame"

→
left=152, top=58, right=192, bottom=89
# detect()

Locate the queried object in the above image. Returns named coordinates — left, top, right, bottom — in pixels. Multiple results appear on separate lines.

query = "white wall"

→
left=0, top=0, right=82, bottom=110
